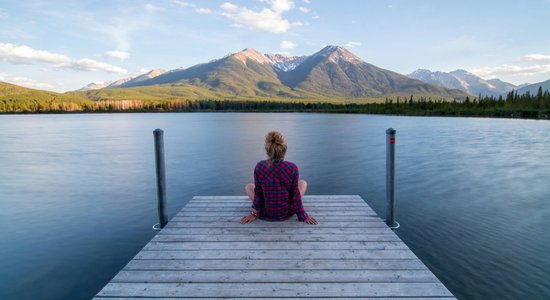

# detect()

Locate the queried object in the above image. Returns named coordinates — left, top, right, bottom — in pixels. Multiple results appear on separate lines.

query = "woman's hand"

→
left=304, top=216, right=318, bottom=225
left=240, top=214, right=257, bottom=224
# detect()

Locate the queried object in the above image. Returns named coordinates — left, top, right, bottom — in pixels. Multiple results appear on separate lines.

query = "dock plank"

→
left=95, top=195, right=455, bottom=299
left=123, top=259, right=430, bottom=271
left=111, top=269, right=440, bottom=283
left=143, top=241, right=409, bottom=250
left=97, top=282, right=453, bottom=298
left=157, top=227, right=393, bottom=235
left=153, top=233, right=400, bottom=242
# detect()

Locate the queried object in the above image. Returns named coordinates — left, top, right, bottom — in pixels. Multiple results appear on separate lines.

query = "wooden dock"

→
left=94, top=195, right=455, bottom=299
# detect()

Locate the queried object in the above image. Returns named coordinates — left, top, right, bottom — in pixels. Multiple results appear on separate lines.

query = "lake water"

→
left=0, top=113, right=549, bottom=300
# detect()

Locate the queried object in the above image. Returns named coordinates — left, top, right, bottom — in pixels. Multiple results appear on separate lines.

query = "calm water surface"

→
left=0, top=113, right=549, bottom=300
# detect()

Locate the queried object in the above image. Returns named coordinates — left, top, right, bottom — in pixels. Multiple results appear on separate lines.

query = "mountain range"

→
left=78, top=69, right=167, bottom=91
left=77, top=46, right=468, bottom=100
left=408, top=69, right=529, bottom=97
left=516, top=79, right=550, bottom=95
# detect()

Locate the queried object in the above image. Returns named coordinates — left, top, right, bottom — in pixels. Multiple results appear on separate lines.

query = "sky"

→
left=1, top=0, right=549, bottom=92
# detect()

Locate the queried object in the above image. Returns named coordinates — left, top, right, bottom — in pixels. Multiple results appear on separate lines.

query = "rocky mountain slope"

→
left=79, top=69, right=166, bottom=90
left=516, top=79, right=550, bottom=95
left=408, top=69, right=519, bottom=97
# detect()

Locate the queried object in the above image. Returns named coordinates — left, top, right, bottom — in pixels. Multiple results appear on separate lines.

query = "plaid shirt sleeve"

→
left=252, top=165, right=264, bottom=211
left=290, top=167, right=309, bottom=221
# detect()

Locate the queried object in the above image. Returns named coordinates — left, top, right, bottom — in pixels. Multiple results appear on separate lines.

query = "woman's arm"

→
left=290, top=170, right=309, bottom=222
left=242, top=167, right=264, bottom=224
left=252, top=167, right=264, bottom=212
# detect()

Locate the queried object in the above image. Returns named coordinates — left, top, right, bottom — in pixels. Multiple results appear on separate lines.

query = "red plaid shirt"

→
left=252, top=160, right=309, bottom=221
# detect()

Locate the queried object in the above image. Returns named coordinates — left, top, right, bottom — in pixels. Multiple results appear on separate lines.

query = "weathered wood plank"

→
left=189, top=197, right=365, bottom=201
left=191, top=195, right=363, bottom=200
left=187, top=200, right=367, bottom=205
left=123, top=259, right=430, bottom=271
left=153, top=234, right=400, bottom=242
left=134, top=249, right=417, bottom=260
left=170, top=216, right=383, bottom=222
left=143, top=241, right=409, bottom=251
left=112, top=269, right=439, bottom=283
left=176, top=211, right=378, bottom=217
left=180, top=207, right=376, bottom=212
left=157, top=227, right=394, bottom=235
left=165, top=221, right=388, bottom=228
left=97, top=282, right=454, bottom=298
left=94, top=298, right=456, bottom=300
left=185, top=202, right=368, bottom=207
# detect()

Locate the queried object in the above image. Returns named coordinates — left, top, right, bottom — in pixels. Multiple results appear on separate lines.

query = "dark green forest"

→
left=1, top=87, right=549, bottom=120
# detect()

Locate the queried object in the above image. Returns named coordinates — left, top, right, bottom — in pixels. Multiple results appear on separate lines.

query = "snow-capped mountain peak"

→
left=230, top=48, right=272, bottom=65
left=107, top=77, right=132, bottom=88
left=264, top=53, right=307, bottom=72
left=77, top=81, right=113, bottom=91
left=77, top=68, right=167, bottom=91
left=314, top=45, right=363, bottom=63
left=408, top=68, right=518, bottom=96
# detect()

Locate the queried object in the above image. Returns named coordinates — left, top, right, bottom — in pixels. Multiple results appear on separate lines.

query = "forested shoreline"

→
left=1, top=88, right=549, bottom=120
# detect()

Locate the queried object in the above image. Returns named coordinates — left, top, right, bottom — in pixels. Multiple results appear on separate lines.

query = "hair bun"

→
left=267, top=131, right=284, bottom=144
left=265, top=131, right=287, bottom=161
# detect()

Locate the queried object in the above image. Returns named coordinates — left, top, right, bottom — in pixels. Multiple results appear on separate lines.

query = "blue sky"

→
left=1, top=0, right=549, bottom=92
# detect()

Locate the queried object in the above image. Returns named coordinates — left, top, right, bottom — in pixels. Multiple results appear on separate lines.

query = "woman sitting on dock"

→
left=241, top=131, right=318, bottom=225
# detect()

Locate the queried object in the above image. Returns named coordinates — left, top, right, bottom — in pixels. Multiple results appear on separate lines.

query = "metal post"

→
left=153, top=129, right=168, bottom=229
left=386, top=128, right=398, bottom=229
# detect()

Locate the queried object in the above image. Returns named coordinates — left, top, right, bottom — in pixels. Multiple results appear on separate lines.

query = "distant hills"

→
left=78, top=69, right=167, bottom=91
left=77, top=46, right=468, bottom=100
left=408, top=69, right=528, bottom=97
left=0, top=81, right=87, bottom=102
left=516, top=79, right=550, bottom=95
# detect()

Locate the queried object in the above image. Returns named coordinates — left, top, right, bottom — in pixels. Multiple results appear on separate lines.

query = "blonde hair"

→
left=265, top=131, right=287, bottom=162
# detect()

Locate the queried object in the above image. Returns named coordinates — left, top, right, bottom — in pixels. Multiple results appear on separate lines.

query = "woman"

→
left=241, top=131, right=318, bottom=225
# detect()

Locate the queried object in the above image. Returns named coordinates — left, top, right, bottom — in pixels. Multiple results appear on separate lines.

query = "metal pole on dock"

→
left=153, top=129, right=168, bottom=229
left=386, top=128, right=398, bottom=230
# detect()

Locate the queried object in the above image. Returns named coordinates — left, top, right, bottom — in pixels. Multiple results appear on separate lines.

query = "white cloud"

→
left=298, top=7, right=310, bottom=13
left=144, top=3, right=165, bottom=13
left=56, top=58, right=127, bottom=74
left=470, top=64, right=550, bottom=78
left=220, top=2, right=237, bottom=11
left=302, top=0, right=310, bottom=3
left=138, top=68, right=150, bottom=74
left=0, top=8, right=7, bottom=19
left=196, top=7, right=212, bottom=14
left=0, top=42, right=69, bottom=64
left=269, top=0, right=295, bottom=13
left=173, top=0, right=196, bottom=8
left=470, top=53, right=550, bottom=78
left=388, top=5, right=394, bottom=9
left=280, top=40, right=296, bottom=50
left=312, top=15, right=320, bottom=19
left=0, top=42, right=127, bottom=74
left=524, top=54, right=550, bottom=64
left=346, top=41, right=362, bottom=48
left=220, top=0, right=299, bottom=33
left=173, top=1, right=212, bottom=15
left=104, top=50, right=129, bottom=60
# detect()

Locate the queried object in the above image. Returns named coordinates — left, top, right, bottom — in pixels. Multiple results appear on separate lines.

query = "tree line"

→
left=1, top=87, right=550, bottom=119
